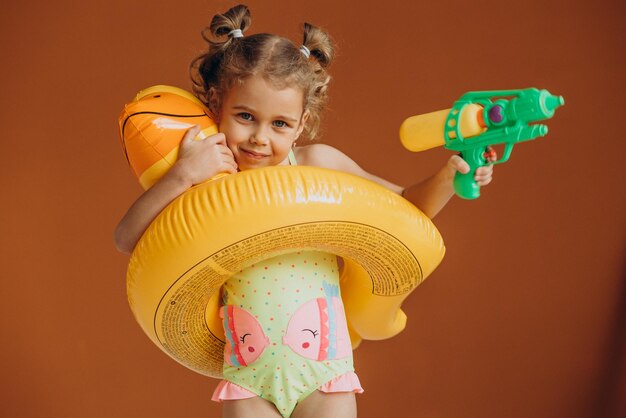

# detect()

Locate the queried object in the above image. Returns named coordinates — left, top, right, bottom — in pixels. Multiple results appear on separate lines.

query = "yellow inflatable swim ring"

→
left=118, top=86, right=446, bottom=378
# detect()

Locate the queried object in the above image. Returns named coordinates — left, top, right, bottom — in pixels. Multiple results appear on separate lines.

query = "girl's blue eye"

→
left=239, top=112, right=253, bottom=121
left=273, top=120, right=287, bottom=128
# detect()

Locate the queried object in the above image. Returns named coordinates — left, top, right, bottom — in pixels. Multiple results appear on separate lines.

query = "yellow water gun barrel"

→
left=399, top=103, right=486, bottom=152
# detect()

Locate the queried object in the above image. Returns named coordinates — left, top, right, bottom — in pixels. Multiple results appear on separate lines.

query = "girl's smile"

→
left=240, top=148, right=270, bottom=159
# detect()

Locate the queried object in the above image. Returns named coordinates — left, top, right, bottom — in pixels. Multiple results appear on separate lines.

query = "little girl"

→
left=114, top=5, right=494, bottom=418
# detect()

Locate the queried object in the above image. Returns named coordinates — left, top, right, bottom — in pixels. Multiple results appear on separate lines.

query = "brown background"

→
left=1, top=0, right=624, bottom=417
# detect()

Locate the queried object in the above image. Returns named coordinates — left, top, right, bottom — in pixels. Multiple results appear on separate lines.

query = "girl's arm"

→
left=114, top=166, right=194, bottom=254
left=114, top=127, right=237, bottom=254
left=400, top=155, right=492, bottom=218
left=295, top=144, right=493, bottom=219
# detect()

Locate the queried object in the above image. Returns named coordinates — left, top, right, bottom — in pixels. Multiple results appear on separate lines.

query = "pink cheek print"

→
left=283, top=282, right=352, bottom=361
left=221, top=305, right=269, bottom=367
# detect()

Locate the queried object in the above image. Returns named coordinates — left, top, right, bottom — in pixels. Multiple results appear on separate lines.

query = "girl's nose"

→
left=250, top=127, right=270, bottom=145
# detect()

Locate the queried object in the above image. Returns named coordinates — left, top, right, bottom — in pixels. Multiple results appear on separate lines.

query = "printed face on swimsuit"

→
left=218, top=74, right=307, bottom=171
left=221, top=305, right=269, bottom=366
left=282, top=295, right=352, bottom=361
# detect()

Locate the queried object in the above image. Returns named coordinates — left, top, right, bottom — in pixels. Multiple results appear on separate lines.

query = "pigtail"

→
left=299, top=22, right=335, bottom=141
left=302, top=22, right=334, bottom=68
left=190, top=5, right=252, bottom=116
left=208, top=4, right=251, bottom=43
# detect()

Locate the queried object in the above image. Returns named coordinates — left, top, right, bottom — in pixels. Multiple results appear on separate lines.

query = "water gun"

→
left=399, top=88, right=565, bottom=199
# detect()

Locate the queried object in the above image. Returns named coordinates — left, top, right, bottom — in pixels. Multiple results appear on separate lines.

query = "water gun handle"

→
left=454, top=146, right=488, bottom=199
left=454, top=170, right=480, bottom=200
left=454, top=141, right=515, bottom=199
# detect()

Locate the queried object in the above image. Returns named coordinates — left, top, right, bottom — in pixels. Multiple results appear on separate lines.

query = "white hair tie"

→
left=228, top=29, right=244, bottom=39
left=299, top=45, right=311, bottom=58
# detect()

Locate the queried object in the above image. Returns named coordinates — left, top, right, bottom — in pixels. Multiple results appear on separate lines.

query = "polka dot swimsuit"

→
left=218, top=251, right=357, bottom=417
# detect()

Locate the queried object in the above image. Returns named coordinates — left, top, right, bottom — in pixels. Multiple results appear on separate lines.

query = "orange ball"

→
left=118, top=86, right=218, bottom=190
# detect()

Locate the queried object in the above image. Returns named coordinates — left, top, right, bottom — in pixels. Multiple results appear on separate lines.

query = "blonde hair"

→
left=190, top=4, right=334, bottom=141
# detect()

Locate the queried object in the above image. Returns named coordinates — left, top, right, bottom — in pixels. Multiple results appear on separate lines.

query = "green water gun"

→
left=400, top=88, right=565, bottom=199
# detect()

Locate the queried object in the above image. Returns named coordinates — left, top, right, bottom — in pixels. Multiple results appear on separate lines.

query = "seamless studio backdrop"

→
left=1, top=0, right=624, bottom=417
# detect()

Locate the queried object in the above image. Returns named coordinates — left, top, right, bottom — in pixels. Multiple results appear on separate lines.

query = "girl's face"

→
left=219, top=75, right=307, bottom=171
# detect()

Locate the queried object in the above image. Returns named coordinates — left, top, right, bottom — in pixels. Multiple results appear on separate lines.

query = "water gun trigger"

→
left=483, top=147, right=497, bottom=163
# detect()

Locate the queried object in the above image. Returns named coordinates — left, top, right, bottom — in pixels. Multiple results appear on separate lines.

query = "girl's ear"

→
left=208, top=87, right=221, bottom=122
left=295, top=110, right=310, bottom=140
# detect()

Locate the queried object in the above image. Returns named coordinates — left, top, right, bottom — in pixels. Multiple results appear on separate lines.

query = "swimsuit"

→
left=212, top=150, right=363, bottom=417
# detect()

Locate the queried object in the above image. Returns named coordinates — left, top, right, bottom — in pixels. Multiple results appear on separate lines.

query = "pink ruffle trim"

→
left=211, top=379, right=256, bottom=401
left=318, top=371, right=364, bottom=394
left=211, top=371, right=364, bottom=402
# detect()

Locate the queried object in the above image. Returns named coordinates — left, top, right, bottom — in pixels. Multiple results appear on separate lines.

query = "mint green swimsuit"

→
left=219, top=251, right=356, bottom=417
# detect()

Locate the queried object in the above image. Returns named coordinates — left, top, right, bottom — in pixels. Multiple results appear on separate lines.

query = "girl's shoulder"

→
left=293, top=143, right=402, bottom=193
left=293, top=143, right=352, bottom=170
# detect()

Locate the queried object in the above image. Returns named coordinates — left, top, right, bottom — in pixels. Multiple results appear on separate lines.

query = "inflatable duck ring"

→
left=119, top=86, right=446, bottom=378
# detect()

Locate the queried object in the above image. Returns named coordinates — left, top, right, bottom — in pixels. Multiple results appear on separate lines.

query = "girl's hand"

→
left=447, top=149, right=496, bottom=187
left=173, top=126, right=238, bottom=186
